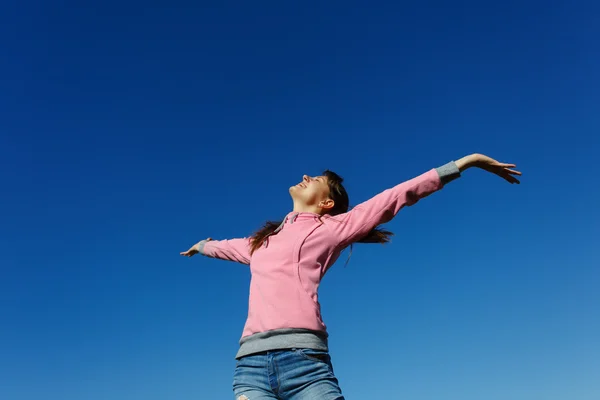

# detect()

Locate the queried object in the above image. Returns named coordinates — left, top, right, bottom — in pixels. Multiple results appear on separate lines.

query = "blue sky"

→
left=1, top=1, right=599, bottom=399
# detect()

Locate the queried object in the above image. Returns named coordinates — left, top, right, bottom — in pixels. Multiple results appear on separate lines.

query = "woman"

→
left=181, top=153, right=521, bottom=400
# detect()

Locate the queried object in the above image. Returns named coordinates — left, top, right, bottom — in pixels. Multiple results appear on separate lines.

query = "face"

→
left=289, top=174, right=332, bottom=210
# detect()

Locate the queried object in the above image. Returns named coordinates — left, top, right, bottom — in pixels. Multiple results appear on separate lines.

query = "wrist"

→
left=195, top=238, right=212, bottom=254
left=455, top=154, right=481, bottom=171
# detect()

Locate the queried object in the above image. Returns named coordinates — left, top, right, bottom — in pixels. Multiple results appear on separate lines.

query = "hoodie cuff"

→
left=436, top=161, right=461, bottom=185
left=197, top=239, right=210, bottom=256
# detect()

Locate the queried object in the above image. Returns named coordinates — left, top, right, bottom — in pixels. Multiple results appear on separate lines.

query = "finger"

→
left=505, top=168, right=522, bottom=176
left=499, top=163, right=516, bottom=168
left=499, top=172, right=519, bottom=184
left=506, top=175, right=521, bottom=184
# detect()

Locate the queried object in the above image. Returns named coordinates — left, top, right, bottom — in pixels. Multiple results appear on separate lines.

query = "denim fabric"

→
left=233, top=349, right=344, bottom=400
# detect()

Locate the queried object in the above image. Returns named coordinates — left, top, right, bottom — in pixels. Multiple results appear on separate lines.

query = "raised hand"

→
left=474, top=154, right=522, bottom=184
left=456, top=154, right=522, bottom=184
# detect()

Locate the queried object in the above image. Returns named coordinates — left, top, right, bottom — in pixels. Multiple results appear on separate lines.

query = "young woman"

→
left=181, top=153, right=521, bottom=400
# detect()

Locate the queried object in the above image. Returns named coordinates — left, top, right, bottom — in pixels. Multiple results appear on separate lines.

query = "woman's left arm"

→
left=324, top=153, right=521, bottom=246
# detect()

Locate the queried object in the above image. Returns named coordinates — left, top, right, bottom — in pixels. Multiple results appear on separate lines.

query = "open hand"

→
left=474, top=154, right=522, bottom=184
left=180, top=238, right=211, bottom=257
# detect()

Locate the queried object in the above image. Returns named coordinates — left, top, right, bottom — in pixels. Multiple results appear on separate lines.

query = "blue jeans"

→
left=233, top=349, right=345, bottom=400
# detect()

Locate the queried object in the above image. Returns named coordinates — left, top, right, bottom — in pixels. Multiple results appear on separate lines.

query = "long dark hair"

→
left=249, top=170, right=393, bottom=255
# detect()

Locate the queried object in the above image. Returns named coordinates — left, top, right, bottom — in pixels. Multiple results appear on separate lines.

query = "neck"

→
left=292, top=202, right=322, bottom=215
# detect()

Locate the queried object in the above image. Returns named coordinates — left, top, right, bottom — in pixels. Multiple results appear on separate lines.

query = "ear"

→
left=319, top=199, right=335, bottom=210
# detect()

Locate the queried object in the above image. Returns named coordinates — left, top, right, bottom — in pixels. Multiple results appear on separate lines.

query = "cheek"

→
left=309, top=187, right=329, bottom=203
left=317, top=185, right=330, bottom=202
left=302, top=188, right=321, bottom=203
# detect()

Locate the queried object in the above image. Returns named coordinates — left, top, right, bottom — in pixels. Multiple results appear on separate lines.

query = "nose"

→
left=303, top=175, right=310, bottom=182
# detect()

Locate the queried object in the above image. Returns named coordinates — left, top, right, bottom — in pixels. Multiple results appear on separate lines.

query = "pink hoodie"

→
left=198, top=163, right=460, bottom=357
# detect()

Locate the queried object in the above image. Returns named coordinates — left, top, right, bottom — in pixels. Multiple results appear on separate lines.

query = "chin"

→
left=289, top=186, right=302, bottom=201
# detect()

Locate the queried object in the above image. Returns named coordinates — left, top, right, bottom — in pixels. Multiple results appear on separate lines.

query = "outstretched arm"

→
left=325, top=154, right=521, bottom=246
left=180, top=237, right=252, bottom=265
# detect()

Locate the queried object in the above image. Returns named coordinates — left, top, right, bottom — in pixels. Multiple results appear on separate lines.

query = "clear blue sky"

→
left=1, top=1, right=598, bottom=399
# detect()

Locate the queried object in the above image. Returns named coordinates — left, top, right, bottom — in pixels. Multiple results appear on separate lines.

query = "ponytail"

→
left=249, top=220, right=282, bottom=255
left=356, top=227, right=393, bottom=244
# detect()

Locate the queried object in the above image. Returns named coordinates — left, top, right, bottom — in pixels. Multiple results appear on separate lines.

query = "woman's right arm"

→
left=180, top=237, right=252, bottom=265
